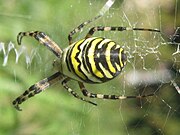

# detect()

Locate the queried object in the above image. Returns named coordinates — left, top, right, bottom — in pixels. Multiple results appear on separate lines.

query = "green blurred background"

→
left=0, top=0, right=180, bottom=135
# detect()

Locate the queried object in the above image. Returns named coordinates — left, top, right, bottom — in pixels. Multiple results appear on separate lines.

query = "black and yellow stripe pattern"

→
left=13, top=20, right=159, bottom=110
left=62, top=37, right=126, bottom=83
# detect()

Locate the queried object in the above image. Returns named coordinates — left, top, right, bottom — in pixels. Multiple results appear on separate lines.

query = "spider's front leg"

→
left=12, top=72, right=63, bottom=111
left=17, top=31, right=62, bottom=58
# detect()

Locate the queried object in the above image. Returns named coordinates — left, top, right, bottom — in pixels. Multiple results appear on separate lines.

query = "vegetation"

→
left=0, top=1, right=179, bottom=135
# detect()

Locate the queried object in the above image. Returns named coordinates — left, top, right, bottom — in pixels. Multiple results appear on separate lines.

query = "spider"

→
left=12, top=13, right=160, bottom=111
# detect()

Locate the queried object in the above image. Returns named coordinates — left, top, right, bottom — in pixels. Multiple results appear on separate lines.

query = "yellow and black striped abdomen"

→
left=61, top=37, right=127, bottom=83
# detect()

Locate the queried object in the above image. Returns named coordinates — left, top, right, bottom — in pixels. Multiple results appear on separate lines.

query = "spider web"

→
left=0, top=0, right=179, bottom=135
left=112, top=1, right=180, bottom=134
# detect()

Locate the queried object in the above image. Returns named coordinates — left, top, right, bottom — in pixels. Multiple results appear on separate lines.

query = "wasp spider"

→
left=12, top=14, right=160, bottom=111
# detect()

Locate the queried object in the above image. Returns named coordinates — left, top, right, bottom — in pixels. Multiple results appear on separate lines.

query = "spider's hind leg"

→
left=78, top=82, right=154, bottom=101
left=61, top=78, right=97, bottom=106
left=68, top=15, right=102, bottom=45
left=85, top=26, right=160, bottom=38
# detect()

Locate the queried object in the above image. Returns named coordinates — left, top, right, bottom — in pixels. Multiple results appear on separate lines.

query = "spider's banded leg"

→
left=79, top=82, right=154, bottom=100
left=17, top=31, right=62, bottom=58
left=68, top=15, right=102, bottom=45
left=61, top=78, right=97, bottom=106
left=85, top=26, right=161, bottom=38
left=68, top=0, right=116, bottom=44
left=12, top=72, right=63, bottom=111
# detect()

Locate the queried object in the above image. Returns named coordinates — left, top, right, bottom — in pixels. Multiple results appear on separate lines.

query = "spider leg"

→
left=85, top=26, right=161, bottom=38
left=78, top=82, right=154, bottom=100
left=12, top=72, right=64, bottom=111
left=17, top=31, right=62, bottom=58
left=68, top=15, right=102, bottom=45
left=61, top=78, right=97, bottom=106
left=68, top=0, right=116, bottom=44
